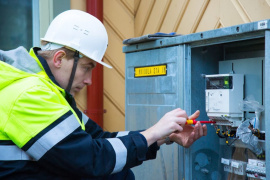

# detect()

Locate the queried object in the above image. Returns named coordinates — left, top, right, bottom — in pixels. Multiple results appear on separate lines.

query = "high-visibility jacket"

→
left=0, top=47, right=159, bottom=179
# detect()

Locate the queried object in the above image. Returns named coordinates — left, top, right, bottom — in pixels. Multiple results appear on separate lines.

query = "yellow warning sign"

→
left=134, top=64, right=167, bottom=77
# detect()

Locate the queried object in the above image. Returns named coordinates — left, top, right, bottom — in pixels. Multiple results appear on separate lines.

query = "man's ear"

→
left=53, top=50, right=66, bottom=68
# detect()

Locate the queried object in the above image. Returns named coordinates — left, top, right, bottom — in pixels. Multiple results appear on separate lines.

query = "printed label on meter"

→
left=134, top=64, right=167, bottom=77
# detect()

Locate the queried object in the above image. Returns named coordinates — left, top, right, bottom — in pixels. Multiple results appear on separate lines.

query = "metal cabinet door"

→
left=125, top=44, right=187, bottom=180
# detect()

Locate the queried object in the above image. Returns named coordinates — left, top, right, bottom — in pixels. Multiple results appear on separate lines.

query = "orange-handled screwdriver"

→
left=186, top=119, right=216, bottom=125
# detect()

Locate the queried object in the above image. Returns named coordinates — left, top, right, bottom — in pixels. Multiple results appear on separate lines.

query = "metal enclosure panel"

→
left=264, top=30, right=270, bottom=180
left=123, top=20, right=270, bottom=53
left=124, top=20, right=269, bottom=180
left=125, top=45, right=186, bottom=180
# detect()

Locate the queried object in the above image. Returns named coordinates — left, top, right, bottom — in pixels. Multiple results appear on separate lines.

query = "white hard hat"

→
left=41, top=9, right=112, bottom=68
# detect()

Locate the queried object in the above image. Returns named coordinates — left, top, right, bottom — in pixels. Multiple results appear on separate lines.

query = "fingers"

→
left=193, top=122, right=206, bottom=140
left=168, top=121, right=207, bottom=148
left=193, top=122, right=200, bottom=140
left=197, top=122, right=203, bottom=138
left=188, top=110, right=200, bottom=120
left=203, top=124, right=207, bottom=136
left=175, top=117, right=187, bottom=126
left=165, top=108, right=188, bottom=126
left=173, top=123, right=183, bottom=132
left=184, top=132, right=195, bottom=148
left=170, top=108, right=201, bottom=121
left=170, top=108, right=188, bottom=119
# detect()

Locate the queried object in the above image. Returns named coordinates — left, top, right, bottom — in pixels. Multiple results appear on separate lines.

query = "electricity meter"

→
left=205, top=74, right=244, bottom=127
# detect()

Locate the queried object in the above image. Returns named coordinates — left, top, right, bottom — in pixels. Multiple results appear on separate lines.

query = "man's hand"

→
left=169, top=110, right=207, bottom=148
left=140, top=108, right=188, bottom=146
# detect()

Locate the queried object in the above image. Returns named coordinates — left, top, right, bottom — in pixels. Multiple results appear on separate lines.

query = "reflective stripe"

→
left=26, top=114, right=80, bottom=160
left=81, top=112, right=89, bottom=125
left=0, top=145, right=33, bottom=161
left=116, top=131, right=129, bottom=137
left=107, top=138, right=127, bottom=174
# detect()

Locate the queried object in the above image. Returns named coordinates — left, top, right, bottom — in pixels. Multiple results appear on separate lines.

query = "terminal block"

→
left=246, top=159, right=266, bottom=179
left=221, top=158, right=247, bottom=176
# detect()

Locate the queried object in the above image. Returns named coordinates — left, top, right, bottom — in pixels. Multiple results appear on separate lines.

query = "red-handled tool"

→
left=186, top=119, right=216, bottom=125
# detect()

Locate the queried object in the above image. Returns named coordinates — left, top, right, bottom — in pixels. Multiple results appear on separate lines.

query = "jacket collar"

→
left=32, top=47, right=61, bottom=87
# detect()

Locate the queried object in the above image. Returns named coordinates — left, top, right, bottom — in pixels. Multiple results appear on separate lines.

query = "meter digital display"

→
left=206, top=76, right=232, bottom=89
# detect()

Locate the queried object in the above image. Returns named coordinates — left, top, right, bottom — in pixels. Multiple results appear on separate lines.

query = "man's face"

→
left=55, top=55, right=96, bottom=96
left=70, top=57, right=96, bottom=95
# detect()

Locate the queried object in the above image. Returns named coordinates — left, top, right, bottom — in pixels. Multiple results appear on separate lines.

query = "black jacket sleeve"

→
left=21, top=111, right=151, bottom=178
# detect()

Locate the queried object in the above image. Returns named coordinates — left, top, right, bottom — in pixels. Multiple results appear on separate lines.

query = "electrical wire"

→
left=227, top=136, right=239, bottom=146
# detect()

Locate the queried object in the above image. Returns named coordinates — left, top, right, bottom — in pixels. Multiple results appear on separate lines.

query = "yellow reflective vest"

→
left=0, top=47, right=84, bottom=147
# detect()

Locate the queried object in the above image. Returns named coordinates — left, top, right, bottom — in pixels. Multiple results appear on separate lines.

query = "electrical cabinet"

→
left=123, top=19, right=270, bottom=180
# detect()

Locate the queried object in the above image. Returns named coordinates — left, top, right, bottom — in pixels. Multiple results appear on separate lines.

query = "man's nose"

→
left=84, top=74, right=92, bottom=85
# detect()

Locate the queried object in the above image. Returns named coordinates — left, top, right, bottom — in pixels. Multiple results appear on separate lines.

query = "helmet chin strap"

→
left=65, top=51, right=80, bottom=94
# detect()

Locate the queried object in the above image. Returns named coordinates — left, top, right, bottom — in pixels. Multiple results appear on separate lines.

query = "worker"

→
left=0, top=9, right=207, bottom=179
